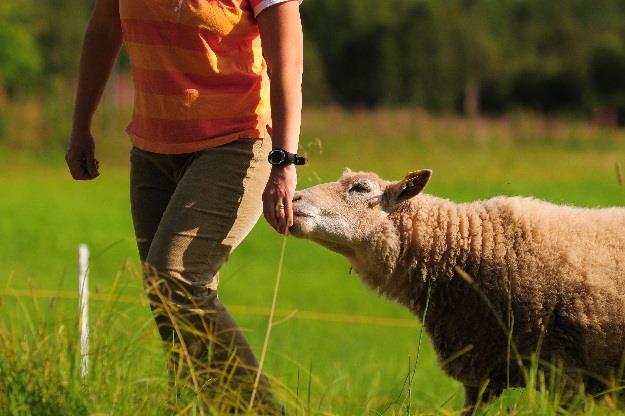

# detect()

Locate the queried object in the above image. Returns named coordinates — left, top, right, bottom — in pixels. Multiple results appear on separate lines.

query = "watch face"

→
left=269, top=150, right=286, bottom=165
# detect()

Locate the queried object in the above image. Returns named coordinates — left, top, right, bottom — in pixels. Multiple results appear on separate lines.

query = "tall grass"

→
left=0, top=286, right=298, bottom=415
left=3, top=263, right=625, bottom=415
left=0, top=292, right=163, bottom=415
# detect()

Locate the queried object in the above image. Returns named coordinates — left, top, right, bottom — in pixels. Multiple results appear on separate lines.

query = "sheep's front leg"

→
left=462, top=385, right=479, bottom=415
left=462, top=383, right=504, bottom=415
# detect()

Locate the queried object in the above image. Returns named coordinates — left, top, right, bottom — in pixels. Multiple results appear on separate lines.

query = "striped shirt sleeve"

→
left=250, top=0, right=303, bottom=18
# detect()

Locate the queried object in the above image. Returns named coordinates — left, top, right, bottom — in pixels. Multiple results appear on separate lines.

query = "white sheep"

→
left=290, top=169, right=625, bottom=413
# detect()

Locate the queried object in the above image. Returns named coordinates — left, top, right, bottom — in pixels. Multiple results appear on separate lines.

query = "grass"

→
left=2, top=104, right=625, bottom=414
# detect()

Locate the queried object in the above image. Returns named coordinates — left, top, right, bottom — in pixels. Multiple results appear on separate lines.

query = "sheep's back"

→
left=489, top=196, right=625, bottom=288
left=485, top=197, right=625, bottom=376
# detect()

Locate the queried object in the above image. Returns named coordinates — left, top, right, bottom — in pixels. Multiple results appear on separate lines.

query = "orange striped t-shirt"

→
left=119, top=0, right=287, bottom=154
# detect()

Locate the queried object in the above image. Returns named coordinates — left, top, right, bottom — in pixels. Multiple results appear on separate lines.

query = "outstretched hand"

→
left=263, top=164, right=297, bottom=234
left=65, top=131, right=100, bottom=180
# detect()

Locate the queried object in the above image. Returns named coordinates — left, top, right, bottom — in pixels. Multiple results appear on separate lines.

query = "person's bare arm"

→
left=257, top=0, right=304, bottom=234
left=66, top=0, right=122, bottom=180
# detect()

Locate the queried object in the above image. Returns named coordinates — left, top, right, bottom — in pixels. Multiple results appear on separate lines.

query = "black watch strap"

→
left=268, top=148, right=306, bottom=166
left=292, top=154, right=306, bottom=165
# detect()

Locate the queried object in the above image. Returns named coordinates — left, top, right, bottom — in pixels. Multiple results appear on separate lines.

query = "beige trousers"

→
left=130, top=138, right=272, bottom=405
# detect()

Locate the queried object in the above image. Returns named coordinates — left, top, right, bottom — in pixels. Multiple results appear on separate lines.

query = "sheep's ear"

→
left=342, top=167, right=353, bottom=176
left=383, top=169, right=432, bottom=207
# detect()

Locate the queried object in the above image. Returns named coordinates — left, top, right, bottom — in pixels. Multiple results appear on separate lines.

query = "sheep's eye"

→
left=349, top=182, right=371, bottom=194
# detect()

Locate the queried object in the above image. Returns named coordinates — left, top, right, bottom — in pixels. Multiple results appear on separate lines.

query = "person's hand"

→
left=65, top=130, right=100, bottom=180
left=263, top=164, right=297, bottom=234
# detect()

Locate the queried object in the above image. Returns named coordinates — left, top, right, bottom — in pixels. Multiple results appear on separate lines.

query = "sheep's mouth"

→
left=293, top=210, right=313, bottom=218
left=290, top=211, right=315, bottom=236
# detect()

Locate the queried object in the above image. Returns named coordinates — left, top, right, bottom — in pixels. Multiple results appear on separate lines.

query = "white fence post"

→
left=78, top=244, right=90, bottom=381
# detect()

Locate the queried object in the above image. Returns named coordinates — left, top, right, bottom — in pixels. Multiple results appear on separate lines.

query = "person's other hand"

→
left=65, top=131, right=100, bottom=180
left=263, top=164, right=297, bottom=234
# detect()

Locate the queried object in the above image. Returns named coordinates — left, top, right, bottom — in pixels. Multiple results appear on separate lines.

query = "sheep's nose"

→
left=292, top=193, right=302, bottom=202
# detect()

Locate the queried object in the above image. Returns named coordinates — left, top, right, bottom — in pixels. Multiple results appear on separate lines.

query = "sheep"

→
left=289, top=168, right=625, bottom=414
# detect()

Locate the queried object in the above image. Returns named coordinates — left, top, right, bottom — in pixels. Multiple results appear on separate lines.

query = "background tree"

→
left=590, top=43, right=625, bottom=125
left=0, top=2, right=42, bottom=99
left=36, top=0, right=92, bottom=86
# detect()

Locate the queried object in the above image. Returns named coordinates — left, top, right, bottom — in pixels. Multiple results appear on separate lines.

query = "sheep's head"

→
left=290, top=169, right=432, bottom=256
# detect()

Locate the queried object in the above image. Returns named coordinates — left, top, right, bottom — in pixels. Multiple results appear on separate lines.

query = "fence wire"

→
left=0, top=288, right=419, bottom=329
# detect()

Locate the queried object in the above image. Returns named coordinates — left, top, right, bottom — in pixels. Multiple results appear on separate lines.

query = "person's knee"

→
left=142, top=259, right=218, bottom=308
left=144, top=237, right=225, bottom=290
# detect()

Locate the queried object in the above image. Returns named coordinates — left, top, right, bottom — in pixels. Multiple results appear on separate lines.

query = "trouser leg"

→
left=130, top=138, right=272, bottom=406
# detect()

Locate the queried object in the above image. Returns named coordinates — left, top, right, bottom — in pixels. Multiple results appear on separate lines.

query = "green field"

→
left=1, top=109, right=625, bottom=415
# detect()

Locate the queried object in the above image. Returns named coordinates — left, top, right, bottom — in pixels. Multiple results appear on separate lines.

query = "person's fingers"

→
left=275, top=198, right=287, bottom=234
left=68, top=157, right=88, bottom=180
left=85, top=155, right=100, bottom=178
left=66, top=146, right=98, bottom=180
left=283, top=195, right=293, bottom=234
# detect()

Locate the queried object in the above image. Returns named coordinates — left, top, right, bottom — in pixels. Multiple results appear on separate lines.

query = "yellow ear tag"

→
left=402, top=170, right=422, bottom=188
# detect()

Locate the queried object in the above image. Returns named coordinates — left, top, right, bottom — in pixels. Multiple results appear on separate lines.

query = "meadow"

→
left=1, top=106, right=625, bottom=415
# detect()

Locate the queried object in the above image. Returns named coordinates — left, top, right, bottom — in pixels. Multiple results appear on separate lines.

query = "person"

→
left=65, top=0, right=304, bottom=412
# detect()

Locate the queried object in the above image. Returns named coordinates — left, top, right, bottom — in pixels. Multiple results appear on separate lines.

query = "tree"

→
left=0, top=2, right=42, bottom=98
left=443, top=0, right=509, bottom=117
left=590, top=43, right=625, bottom=125
left=397, top=2, right=453, bottom=111
left=37, top=0, right=92, bottom=83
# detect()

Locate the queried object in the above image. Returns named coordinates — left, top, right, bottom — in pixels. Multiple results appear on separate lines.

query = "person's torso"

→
left=119, top=0, right=271, bottom=154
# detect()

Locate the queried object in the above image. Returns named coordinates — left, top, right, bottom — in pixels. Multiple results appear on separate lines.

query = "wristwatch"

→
left=268, top=148, right=306, bottom=167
